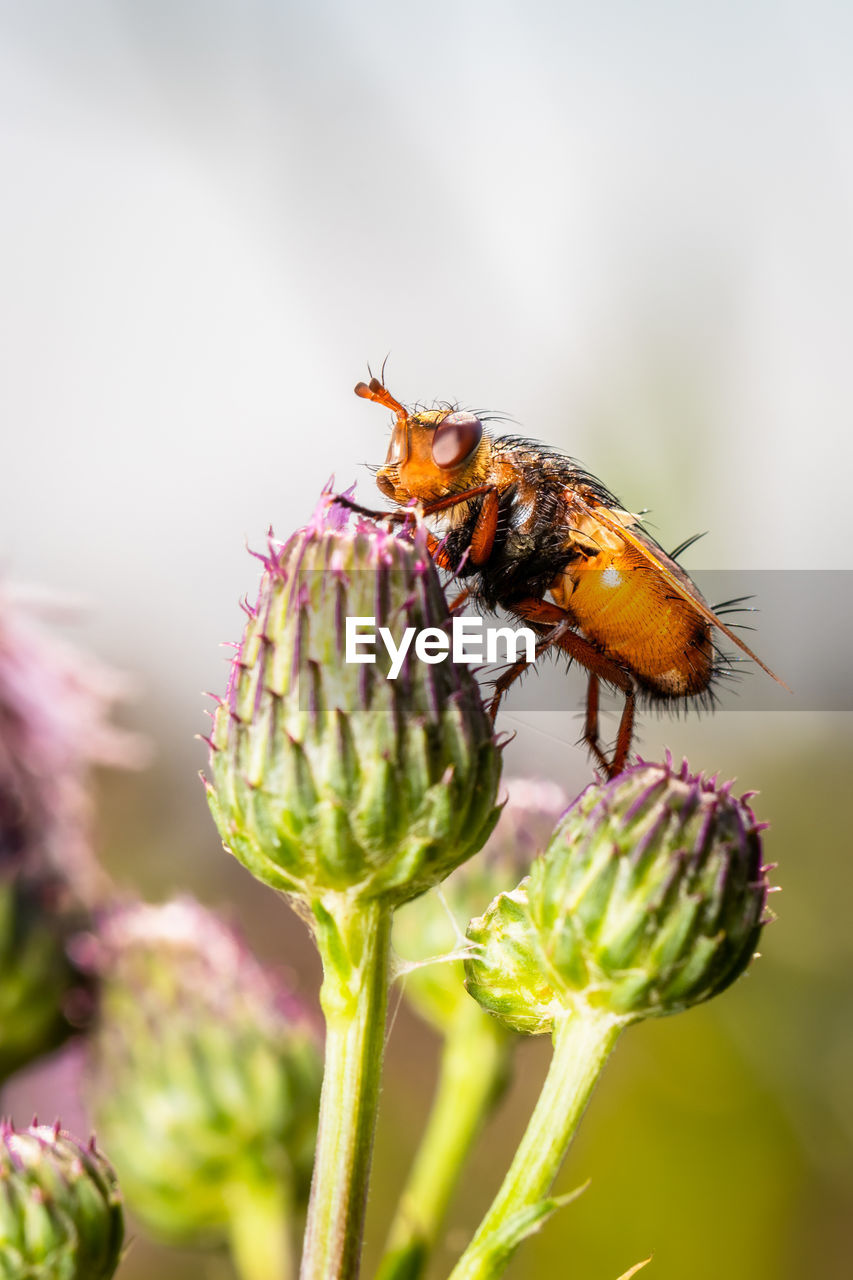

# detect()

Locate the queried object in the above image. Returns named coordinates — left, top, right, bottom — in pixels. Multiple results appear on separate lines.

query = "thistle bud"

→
left=466, top=758, right=773, bottom=1034
left=86, top=899, right=321, bottom=1249
left=0, top=1122, right=123, bottom=1279
left=204, top=490, right=502, bottom=907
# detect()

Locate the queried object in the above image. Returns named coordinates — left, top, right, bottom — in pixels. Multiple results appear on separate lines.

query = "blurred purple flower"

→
left=486, top=775, right=570, bottom=868
left=0, top=584, right=147, bottom=1080
left=0, top=583, right=146, bottom=898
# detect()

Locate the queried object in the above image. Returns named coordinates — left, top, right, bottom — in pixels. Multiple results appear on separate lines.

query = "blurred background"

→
left=2, top=1, right=852, bottom=1276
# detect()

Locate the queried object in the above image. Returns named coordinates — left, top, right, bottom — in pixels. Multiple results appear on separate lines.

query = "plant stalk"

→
left=300, top=898, right=392, bottom=1280
left=447, top=1008, right=626, bottom=1280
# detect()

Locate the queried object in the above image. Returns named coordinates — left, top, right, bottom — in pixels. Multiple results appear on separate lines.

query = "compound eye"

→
left=431, top=412, right=483, bottom=469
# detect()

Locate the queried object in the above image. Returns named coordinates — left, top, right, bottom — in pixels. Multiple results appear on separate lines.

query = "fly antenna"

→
left=354, top=372, right=408, bottom=425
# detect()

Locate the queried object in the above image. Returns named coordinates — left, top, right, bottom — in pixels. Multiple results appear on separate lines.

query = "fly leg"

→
left=609, top=685, right=636, bottom=776
left=469, top=488, right=500, bottom=564
left=584, top=675, right=609, bottom=775
left=333, top=485, right=498, bottom=542
left=486, top=653, right=534, bottom=719
left=331, top=494, right=409, bottom=523
left=426, top=532, right=454, bottom=570
left=420, top=485, right=496, bottom=518
left=447, top=586, right=471, bottom=613
left=498, top=597, right=637, bottom=778
left=584, top=674, right=636, bottom=777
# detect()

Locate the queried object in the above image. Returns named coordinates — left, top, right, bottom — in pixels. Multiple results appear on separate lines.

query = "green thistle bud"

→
left=465, top=757, right=773, bottom=1034
left=86, top=899, right=322, bottom=1251
left=0, top=1121, right=123, bottom=1279
left=204, top=489, right=502, bottom=907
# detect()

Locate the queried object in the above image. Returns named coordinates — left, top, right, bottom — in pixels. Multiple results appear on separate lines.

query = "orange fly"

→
left=343, top=373, right=786, bottom=776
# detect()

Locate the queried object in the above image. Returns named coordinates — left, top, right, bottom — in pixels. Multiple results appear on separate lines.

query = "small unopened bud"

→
left=86, top=898, right=322, bottom=1247
left=0, top=1122, right=123, bottom=1279
left=466, top=758, right=773, bottom=1034
left=204, top=490, right=502, bottom=907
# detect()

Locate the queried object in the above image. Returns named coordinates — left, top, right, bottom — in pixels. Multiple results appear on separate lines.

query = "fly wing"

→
left=573, top=493, right=789, bottom=689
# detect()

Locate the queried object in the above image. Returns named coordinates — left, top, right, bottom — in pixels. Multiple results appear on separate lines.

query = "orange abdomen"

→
left=551, top=547, right=713, bottom=696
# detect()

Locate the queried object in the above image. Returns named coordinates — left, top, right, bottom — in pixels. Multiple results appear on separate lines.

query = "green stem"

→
left=227, top=1177, right=294, bottom=1280
left=447, top=1008, right=626, bottom=1280
left=376, top=1004, right=512, bottom=1280
left=300, top=898, right=392, bottom=1280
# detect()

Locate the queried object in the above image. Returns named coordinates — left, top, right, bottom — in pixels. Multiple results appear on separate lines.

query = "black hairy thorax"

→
left=436, top=436, right=621, bottom=611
